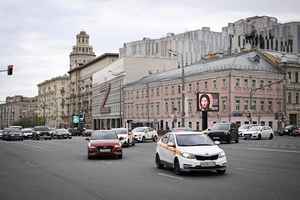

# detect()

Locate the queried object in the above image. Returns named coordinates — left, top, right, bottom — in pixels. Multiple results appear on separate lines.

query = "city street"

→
left=1, top=136, right=300, bottom=200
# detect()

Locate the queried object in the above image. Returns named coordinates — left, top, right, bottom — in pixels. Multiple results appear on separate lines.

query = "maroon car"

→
left=87, top=130, right=122, bottom=159
left=292, top=127, right=300, bottom=137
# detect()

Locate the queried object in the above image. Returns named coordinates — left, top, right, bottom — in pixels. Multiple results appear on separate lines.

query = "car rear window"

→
left=91, top=131, right=118, bottom=140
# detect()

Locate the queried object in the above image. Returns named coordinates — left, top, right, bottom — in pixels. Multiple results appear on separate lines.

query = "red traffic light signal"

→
left=7, top=65, right=13, bottom=75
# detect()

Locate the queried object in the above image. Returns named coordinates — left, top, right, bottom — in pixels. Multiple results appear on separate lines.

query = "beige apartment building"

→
left=0, top=95, right=38, bottom=129
left=37, top=75, right=69, bottom=128
left=123, top=51, right=285, bottom=131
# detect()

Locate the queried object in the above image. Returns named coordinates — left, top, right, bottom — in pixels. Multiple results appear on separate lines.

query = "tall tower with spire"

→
left=69, top=31, right=96, bottom=70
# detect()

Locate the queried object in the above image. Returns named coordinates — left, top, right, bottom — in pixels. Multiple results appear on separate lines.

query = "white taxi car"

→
left=243, top=125, right=274, bottom=140
left=132, top=127, right=158, bottom=143
left=112, top=128, right=135, bottom=147
left=155, top=131, right=227, bottom=175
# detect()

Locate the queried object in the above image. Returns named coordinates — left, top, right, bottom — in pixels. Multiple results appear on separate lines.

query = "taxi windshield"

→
left=176, top=134, right=214, bottom=146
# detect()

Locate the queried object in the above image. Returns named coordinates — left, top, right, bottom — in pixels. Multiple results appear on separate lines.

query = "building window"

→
left=171, top=102, right=175, bottom=112
left=178, top=122, right=181, bottom=128
left=260, top=80, right=264, bottom=88
left=156, top=104, right=160, bottom=115
left=268, top=81, right=272, bottom=89
left=188, top=83, right=192, bottom=92
left=178, top=85, right=181, bottom=94
left=244, top=100, right=249, bottom=111
left=177, top=101, right=181, bottom=112
left=165, top=86, right=168, bottom=95
left=188, top=122, right=192, bottom=129
left=268, top=101, right=272, bottom=111
left=296, top=72, right=299, bottom=83
left=213, top=80, right=217, bottom=89
left=236, top=78, right=240, bottom=87
left=196, top=82, right=200, bottom=91
left=151, top=88, right=154, bottom=96
left=235, top=99, right=240, bottom=111
left=296, top=93, right=299, bottom=104
left=136, top=90, right=139, bottom=99
left=204, top=81, right=208, bottom=89
left=288, top=72, right=292, bottom=80
left=252, top=80, right=256, bottom=88
left=288, top=92, right=292, bottom=104
left=223, top=79, right=227, bottom=88
left=244, top=79, right=248, bottom=88
left=196, top=122, right=200, bottom=130
left=188, top=101, right=192, bottom=113
left=260, top=101, right=264, bottom=111
left=156, top=88, right=160, bottom=96
left=165, top=102, right=169, bottom=113
left=252, top=100, right=256, bottom=111
left=171, top=86, right=175, bottom=95
left=222, top=99, right=226, bottom=111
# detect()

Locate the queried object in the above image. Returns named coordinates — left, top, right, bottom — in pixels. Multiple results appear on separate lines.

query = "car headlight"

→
left=181, top=152, right=195, bottom=159
left=88, top=143, right=95, bottom=148
left=219, top=151, right=226, bottom=158
left=114, top=143, right=121, bottom=148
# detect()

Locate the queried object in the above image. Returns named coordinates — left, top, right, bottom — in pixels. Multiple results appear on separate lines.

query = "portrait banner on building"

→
left=197, top=93, right=219, bottom=112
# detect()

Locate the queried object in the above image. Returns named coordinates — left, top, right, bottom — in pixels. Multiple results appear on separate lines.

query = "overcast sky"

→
left=0, top=0, right=299, bottom=102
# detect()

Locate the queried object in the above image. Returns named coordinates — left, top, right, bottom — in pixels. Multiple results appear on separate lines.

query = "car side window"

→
left=168, top=134, right=175, bottom=144
left=161, top=134, right=169, bottom=144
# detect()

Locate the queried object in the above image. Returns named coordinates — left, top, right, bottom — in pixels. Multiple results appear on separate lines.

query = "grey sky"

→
left=0, top=0, right=299, bottom=101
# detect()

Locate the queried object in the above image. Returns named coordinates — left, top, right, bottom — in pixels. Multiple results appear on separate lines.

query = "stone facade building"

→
left=123, top=51, right=284, bottom=131
left=225, top=16, right=300, bottom=54
left=0, top=95, right=38, bottom=129
left=68, top=30, right=119, bottom=128
left=119, top=27, right=228, bottom=66
left=261, top=50, right=300, bottom=126
left=37, top=75, right=69, bottom=128
left=92, top=56, right=178, bottom=130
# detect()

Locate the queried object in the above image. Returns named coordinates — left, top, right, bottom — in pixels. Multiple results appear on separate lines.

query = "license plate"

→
left=213, top=136, right=220, bottom=139
left=200, top=161, right=216, bottom=167
left=99, top=149, right=111, bottom=152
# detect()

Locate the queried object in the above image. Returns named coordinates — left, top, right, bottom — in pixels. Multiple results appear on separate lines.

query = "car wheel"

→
left=153, top=136, right=158, bottom=142
left=155, top=154, right=163, bottom=169
left=269, top=133, right=274, bottom=140
left=131, top=140, right=135, bottom=146
left=216, top=169, right=226, bottom=175
left=174, top=158, right=181, bottom=175
left=258, top=134, right=262, bottom=140
left=88, top=155, right=92, bottom=160
left=118, top=154, right=123, bottom=159
left=227, top=138, right=231, bottom=144
left=142, top=136, right=145, bottom=143
left=235, top=136, right=239, bottom=143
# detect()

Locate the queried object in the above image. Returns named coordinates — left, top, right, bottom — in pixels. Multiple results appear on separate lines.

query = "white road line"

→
left=246, top=147, right=300, bottom=154
left=157, top=173, right=184, bottom=181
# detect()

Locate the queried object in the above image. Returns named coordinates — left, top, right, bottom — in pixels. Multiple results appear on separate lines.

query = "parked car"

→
left=238, top=124, right=255, bottom=137
left=32, top=126, right=52, bottom=140
left=132, top=127, right=158, bottom=143
left=207, top=123, right=239, bottom=143
left=53, top=129, right=72, bottom=139
left=155, top=131, right=227, bottom=175
left=22, top=128, right=33, bottom=139
left=87, top=130, right=122, bottom=159
left=68, top=127, right=83, bottom=136
left=0, top=130, right=3, bottom=139
left=279, top=125, right=297, bottom=136
left=82, top=129, right=93, bottom=137
left=291, top=127, right=300, bottom=137
left=2, top=128, right=24, bottom=141
left=243, top=126, right=274, bottom=140
left=112, top=128, right=135, bottom=147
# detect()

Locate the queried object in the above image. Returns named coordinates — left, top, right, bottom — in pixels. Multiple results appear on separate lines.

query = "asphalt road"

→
left=0, top=136, right=300, bottom=200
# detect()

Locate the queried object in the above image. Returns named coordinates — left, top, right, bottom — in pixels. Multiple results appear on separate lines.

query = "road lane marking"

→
left=157, top=172, right=184, bottom=181
left=246, top=147, right=300, bottom=154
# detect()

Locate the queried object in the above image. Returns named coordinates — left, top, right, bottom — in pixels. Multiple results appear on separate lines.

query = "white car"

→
left=155, top=131, right=227, bottom=175
left=22, top=128, right=33, bottom=139
left=132, top=127, right=158, bottom=143
left=243, top=125, right=274, bottom=140
left=112, top=128, right=135, bottom=147
left=238, top=124, right=255, bottom=137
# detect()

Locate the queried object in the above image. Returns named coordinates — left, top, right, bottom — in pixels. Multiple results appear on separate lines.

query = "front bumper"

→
left=88, top=148, right=122, bottom=158
left=178, top=156, right=227, bottom=172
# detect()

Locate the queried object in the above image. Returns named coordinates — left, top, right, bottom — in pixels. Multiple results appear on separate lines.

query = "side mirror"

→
left=214, top=141, right=220, bottom=145
left=167, top=142, right=176, bottom=147
left=85, top=137, right=90, bottom=141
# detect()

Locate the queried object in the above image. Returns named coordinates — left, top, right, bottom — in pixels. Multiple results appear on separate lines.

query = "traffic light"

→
left=7, top=65, right=13, bottom=75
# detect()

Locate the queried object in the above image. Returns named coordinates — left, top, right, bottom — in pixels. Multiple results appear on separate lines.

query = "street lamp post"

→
left=168, top=49, right=185, bottom=127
